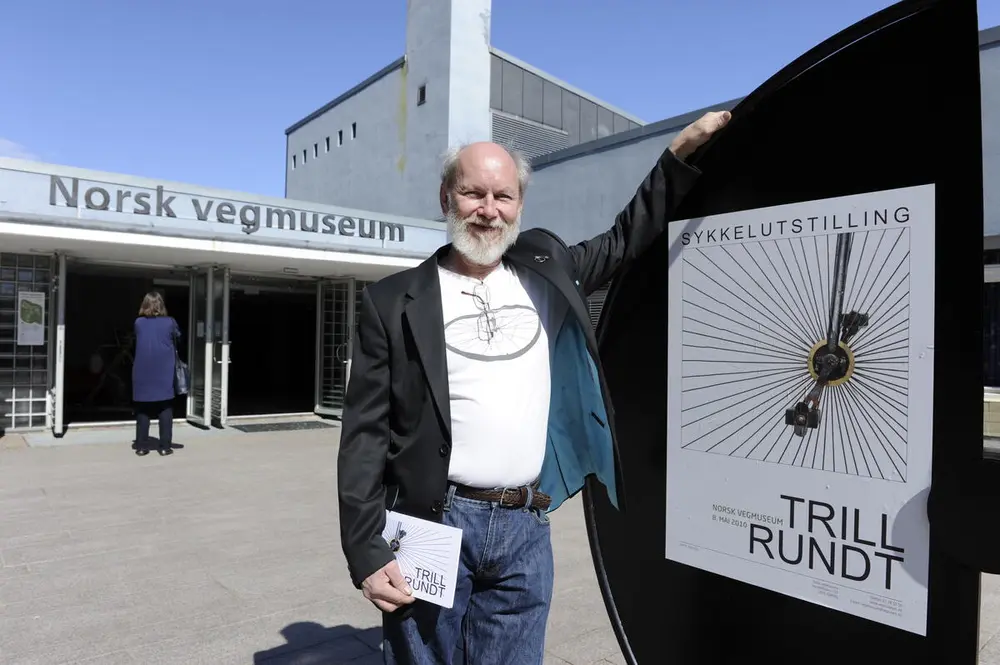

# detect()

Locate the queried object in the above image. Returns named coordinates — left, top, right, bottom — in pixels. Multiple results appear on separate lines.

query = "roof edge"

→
left=285, top=56, right=406, bottom=136
left=982, top=24, right=1000, bottom=47
left=489, top=47, right=645, bottom=125
left=530, top=97, right=743, bottom=170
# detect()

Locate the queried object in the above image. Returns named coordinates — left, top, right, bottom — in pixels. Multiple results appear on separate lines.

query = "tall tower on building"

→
left=282, top=0, right=644, bottom=220
left=284, top=0, right=493, bottom=222
left=400, top=0, right=494, bottom=219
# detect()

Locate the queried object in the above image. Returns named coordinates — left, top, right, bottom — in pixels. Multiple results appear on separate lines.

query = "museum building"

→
left=0, top=158, right=446, bottom=433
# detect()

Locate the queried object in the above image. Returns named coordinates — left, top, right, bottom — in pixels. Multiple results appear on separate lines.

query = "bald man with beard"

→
left=338, top=110, right=731, bottom=664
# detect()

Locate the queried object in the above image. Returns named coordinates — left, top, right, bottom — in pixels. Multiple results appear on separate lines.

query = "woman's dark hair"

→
left=138, top=292, right=168, bottom=317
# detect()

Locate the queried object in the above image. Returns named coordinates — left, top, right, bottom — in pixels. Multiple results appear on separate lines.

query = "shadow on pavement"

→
left=130, top=437, right=185, bottom=450
left=254, top=621, right=382, bottom=664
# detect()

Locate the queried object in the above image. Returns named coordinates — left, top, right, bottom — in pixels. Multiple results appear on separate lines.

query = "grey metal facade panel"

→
left=501, top=60, right=524, bottom=116
left=597, top=106, right=614, bottom=138
left=492, top=113, right=569, bottom=159
left=613, top=113, right=630, bottom=134
left=285, top=56, right=405, bottom=135
left=543, top=80, right=562, bottom=128
left=579, top=98, right=598, bottom=143
left=488, top=46, right=645, bottom=125
left=490, top=54, right=503, bottom=109
left=982, top=25, right=1000, bottom=47
left=982, top=43, right=1000, bottom=235
left=561, top=92, right=581, bottom=146
left=522, top=71, right=545, bottom=124
left=587, top=283, right=611, bottom=329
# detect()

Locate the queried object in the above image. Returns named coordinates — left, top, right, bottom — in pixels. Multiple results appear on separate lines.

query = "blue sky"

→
left=2, top=0, right=997, bottom=198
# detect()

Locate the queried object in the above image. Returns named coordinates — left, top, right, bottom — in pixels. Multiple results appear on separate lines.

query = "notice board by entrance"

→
left=584, top=0, right=985, bottom=663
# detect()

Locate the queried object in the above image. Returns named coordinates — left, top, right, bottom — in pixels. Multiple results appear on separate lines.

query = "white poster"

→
left=665, top=185, right=935, bottom=636
left=16, top=291, right=46, bottom=346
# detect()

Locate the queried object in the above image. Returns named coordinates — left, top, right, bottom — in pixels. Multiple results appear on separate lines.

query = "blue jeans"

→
left=382, top=483, right=555, bottom=665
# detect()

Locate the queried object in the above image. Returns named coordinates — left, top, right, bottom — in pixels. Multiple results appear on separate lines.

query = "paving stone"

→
left=545, top=626, right=621, bottom=664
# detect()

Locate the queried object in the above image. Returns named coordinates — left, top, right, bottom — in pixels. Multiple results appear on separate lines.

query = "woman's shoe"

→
left=135, top=448, right=150, bottom=456
left=157, top=447, right=173, bottom=456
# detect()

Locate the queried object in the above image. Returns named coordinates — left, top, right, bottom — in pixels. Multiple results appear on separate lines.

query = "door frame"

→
left=49, top=253, right=67, bottom=436
left=313, top=279, right=323, bottom=412
left=212, top=266, right=230, bottom=428
left=186, top=267, right=214, bottom=427
left=314, top=278, right=356, bottom=418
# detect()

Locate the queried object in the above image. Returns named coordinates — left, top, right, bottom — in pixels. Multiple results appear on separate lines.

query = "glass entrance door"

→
left=316, top=279, right=354, bottom=416
left=186, top=268, right=213, bottom=427
left=210, top=267, right=229, bottom=427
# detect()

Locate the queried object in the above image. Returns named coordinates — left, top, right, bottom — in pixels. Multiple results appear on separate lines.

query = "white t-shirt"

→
left=437, top=262, right=552, bottom=489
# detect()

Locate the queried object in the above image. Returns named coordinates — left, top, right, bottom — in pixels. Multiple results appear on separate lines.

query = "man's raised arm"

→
left=568, top=110, right=731, bottom=295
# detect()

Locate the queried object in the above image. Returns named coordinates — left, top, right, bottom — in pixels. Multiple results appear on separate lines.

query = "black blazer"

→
left=337, top=145, right=701, bottom=588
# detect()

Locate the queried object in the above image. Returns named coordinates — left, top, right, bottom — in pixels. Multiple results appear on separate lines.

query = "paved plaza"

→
left=1, top=423, right=999, bottom=664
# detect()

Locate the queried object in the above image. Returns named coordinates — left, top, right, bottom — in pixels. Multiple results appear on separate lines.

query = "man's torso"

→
left=437, top=261, right=553, bottom=489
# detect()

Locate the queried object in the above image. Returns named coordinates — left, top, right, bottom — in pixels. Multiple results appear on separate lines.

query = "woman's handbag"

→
left=174, top=348, right=190, bottom=396
left=172, top=321, right=190, bottom=396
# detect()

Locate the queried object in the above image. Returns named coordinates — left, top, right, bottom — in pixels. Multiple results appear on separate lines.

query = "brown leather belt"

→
left=452, top=483, right=552, bottom=511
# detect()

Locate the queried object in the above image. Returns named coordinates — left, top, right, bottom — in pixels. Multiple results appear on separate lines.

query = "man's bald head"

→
left=441, top=141, right=531, bottom=201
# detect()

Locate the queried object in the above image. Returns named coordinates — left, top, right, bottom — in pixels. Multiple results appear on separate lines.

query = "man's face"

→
left=441, top=143, right=524, bottom=267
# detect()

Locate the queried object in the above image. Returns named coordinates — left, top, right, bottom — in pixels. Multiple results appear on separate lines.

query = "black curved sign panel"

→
left=585, top=0, right=985, bottom=663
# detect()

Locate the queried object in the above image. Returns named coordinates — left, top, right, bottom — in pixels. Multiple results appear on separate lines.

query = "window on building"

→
left=0, top=253, right=52, bottom=430
left=418, top=85, right=426, bottom=106
left=313, top=143, right=318, bottom=158
left=352, top=122, right=357, bottom=139
left=586, top=281, right=612, bottom=329
left=292, top=154, right=297, bottom=169
left=338, top=130, right=343, bottom=146
left=302, top=149, right=307, bottom=164
left=325, top=137, right=330, bottom=152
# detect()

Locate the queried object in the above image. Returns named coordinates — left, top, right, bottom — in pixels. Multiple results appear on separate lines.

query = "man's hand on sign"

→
left=362, top=559, right=416, bottom=613
left=669, top=110, right=732, bottom=161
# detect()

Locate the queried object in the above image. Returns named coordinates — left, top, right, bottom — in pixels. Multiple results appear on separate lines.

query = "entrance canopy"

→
left=0, top=157, right=448, bottom=279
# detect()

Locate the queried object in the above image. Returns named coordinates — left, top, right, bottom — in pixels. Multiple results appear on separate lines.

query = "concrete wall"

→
left=285, top=63, right=408, bottom=217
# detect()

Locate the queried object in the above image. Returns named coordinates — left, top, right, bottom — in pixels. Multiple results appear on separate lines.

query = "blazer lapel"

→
left=505, top=243, right=585, bottom=341
left=403, top=247, right=452, bottom=440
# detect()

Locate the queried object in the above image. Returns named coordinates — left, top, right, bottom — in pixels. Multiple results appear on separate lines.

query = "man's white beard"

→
left=446, top=205, right=521, bottom=267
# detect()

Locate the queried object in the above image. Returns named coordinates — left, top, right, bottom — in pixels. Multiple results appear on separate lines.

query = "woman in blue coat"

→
left=132, top=292, right=180, bottom=456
